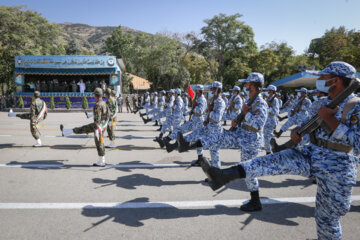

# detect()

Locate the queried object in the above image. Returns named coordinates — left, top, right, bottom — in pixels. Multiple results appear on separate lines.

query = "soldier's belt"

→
left=193, top=113, right=203, bottom=116
left=209, top=118, right=219, bottom=123
left=269, top=113, right=275, bottom=117
left=241, top=124, right=261, bottom=132
left=310, top=137, right=353, bottom=153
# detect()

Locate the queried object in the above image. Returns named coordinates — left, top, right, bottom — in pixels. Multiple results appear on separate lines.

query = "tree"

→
left=49, top=95, right=55, bottom=109
left=0, top=6, right=66, bottom=95
left=17, top=96, right=24, bottom=108
left=191, top=13, right=257, bottom=88
left=66, top=39, right=82, bottom=55
left=307, top=26, right=360, bottom=69
left=65, top=95, right=71, bottom=109
left=81, top=96, right=88, bottom=109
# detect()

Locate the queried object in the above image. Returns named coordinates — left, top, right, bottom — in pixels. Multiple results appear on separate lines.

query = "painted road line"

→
left=1, top=196, right=360, bottom=209
left=0, top=135, right=11, bottom=137
left=0, top=163, right=187, bottom=168
left=0, top=128, right=156, bottom=132
left=0, top=145, right=160, bottom=150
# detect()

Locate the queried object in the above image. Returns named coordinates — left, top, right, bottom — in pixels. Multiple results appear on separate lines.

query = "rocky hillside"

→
left=60, top=23, right=143, bottom=55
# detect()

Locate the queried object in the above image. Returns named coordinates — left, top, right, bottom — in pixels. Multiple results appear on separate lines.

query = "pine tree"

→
left=49, top=95, right=55, bottom=109
left=82, top=96, right=88, bottom=110
left=65, top=95, right=71, bottom=109
left=17, top=96, right=24, bottom=108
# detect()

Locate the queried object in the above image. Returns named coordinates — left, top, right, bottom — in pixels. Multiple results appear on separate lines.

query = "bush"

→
left=82, top=96, right=88, bottom=110
left=17, top=96, right=24, bottom=108
left=65, top=95, right=71, bottom=109
left=49, top=95, right=55, bottom=109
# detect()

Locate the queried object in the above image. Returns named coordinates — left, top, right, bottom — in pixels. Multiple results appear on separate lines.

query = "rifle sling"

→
left=310, top=133, right=353, bottom=153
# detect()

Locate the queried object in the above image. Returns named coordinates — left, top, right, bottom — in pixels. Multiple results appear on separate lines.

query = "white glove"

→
left=95, top=129, right=100, bottom=141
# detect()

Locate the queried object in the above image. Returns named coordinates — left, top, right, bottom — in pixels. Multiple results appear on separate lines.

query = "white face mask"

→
left=313, top=96, right=318, bottom=101
left=263, top=92, right=269, bottom=97
left=316, top=78, right=334, bottom=93
left=297, top=92, right=302, bottom=97
left=209, top=92, right=214, bottom=98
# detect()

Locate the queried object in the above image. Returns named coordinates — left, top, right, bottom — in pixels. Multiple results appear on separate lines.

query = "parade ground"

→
left=0, top=111, right=359, bottom=240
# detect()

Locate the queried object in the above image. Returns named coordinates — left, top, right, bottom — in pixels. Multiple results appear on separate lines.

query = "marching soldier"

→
left=192, top=73, right=268, bottom=211
left=60, top=88, right=110, bottom=166
left=262, top=85, right=280, bottom=154
left=177, top=81, right=225, bottom=168
left=8, top=91, right=47, bottom=147
left=223, top=86, right=243, bottom=126
left=200, top=61, right=360, bottom=239
left=162, top=85, right=207, bottom=165
left=105, top=88, right=117, bottom=148
left=139, top=91, right=151, bottom=117
left=274, top=88, right=312, bottom=138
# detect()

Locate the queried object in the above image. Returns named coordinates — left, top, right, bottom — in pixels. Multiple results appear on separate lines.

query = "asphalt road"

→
left=0, top=110, right=359, bottom=240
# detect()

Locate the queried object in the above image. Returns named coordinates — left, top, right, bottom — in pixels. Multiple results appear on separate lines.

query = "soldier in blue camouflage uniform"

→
left=162, top=85, right=207, bottom=156
left=154, top=89, right=175, bottom=141
left=221, top=93, right=229, bottom=125
left=142, top=92, right=158, bottom=122
left=200, top=61, right=360, bottom=240
left=196, top=73, right=268, bottom=211
left=274, top=88, right=312, bottom=138
left=223, top=86, right=243, bottom=126
left=143, top=91, right=165, bottom=127
left=182, top=92, right=189, bottom=120
left=263, top=85, right=280, bottom=154
left=177, top=81, right=225, bottom=167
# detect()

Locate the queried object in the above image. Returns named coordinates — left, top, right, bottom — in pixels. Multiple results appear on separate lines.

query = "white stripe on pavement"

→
left=0, top=135, right=11, bottom=137
left=0, top=163, right=188, bottom=168
left=1, top=196, right=360, bottom=209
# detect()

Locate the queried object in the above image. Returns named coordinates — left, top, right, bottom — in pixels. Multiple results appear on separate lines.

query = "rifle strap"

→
left=341, top=97, right=360, bottom=124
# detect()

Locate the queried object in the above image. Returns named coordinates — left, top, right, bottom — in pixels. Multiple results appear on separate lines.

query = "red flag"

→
left=188, top=84, right=195, bottom=99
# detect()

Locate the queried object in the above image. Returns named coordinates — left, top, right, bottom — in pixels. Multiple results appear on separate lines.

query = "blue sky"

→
left=2, top=0, right=360, bottom=54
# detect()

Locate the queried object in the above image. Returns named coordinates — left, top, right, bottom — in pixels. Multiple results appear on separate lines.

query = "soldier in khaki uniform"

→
left=105, top=88, right=117, bottom=148
left=60, top=88, right=110, bottom=166
left=8, top=91, right=47, bottom=147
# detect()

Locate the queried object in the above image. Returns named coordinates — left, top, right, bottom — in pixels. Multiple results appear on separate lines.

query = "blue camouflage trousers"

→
left=280, top=112, right=308, bottom=132
left=201, top=129, right=260, bottom=190
left=240, top=145, right=357, bottom=239
left=185, top=122, right=223, bottom=161
left=264, top=122, right=276, bottom=153
left=161, top=116, right=173, bottom=134
left=152, top=110, right=165, bottom=125
left=168, top=117, right=203, bottom=140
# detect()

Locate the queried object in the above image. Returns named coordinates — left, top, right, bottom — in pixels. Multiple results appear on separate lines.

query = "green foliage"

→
left=0, top=6, right=66, bottom=93
left=81, top=96, right=88, bottom=109
left=65, top=95, right=71, bottom=109
left=17, top=96, right=24, bottom=108
left=122, top=73, right=134, bottom=93
left=49, top=95, right=55, bottom=109
left=307, top=26, right=360, bottom=69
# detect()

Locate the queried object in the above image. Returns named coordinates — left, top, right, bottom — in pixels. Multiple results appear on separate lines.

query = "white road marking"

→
left=1, top=196, right=360, bottom=209
left=0, top=135, right=11, bottom=137
left=0, top=163, right=187, bottom=168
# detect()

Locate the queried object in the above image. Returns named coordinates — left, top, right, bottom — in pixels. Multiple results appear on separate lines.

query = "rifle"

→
left=189, top=91, right=198, bottom=121
left=203, top=94, right=216, bottom=126
left=289, top=96, right=305, bottom=116
left=271, top=78, right=360, bottom=153
left=229, top=91, right=260, bottom=131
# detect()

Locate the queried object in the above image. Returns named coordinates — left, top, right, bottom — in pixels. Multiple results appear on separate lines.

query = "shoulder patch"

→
left=350, top=115, right=359, bottom=126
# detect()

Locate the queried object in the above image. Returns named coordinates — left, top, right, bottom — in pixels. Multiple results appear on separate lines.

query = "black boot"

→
left=274, top=130, right=283, bottom=138
left=153, top=120, right=158, bottom=126
left=140, top=112, right=146, bottom=117
left=191, top=154, right=203, bottom=167
left=142, top=117, right=151, bottom=124
left=165, top=139, right=178, bottom=153
left=177, top=133, right=201, bottom=153
left=153, top=134, right=165, bottom=148
left=266, top=152, right=271, bottom=155
left=240, top=191, right=262, bottom=212
left=156, top=125, right=162, bottom=131
left=224, top=121, right=227, bottom=126
left=200, top=157, right=246, bottom=191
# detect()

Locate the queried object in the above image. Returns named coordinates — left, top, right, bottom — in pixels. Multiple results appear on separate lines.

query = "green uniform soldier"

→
left=60, top=88, right=110, bottom=166
left=105, top=88, right=117, bottom=148
left=86, top=81, right=92, bottom=92
left=8, top=91, right=48, bottom=147
left=125, top=95, right=132, bottom=113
